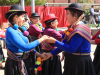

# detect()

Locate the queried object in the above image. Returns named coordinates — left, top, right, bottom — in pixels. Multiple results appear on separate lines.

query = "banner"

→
left=0, top=6, right=70, bottom=27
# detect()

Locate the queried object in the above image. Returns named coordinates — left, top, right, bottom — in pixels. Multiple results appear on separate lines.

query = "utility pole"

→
left=68, top=0, right=70, bottom=3
left=31, top=0, right=35, bottom=13
left=21, top=0, right=25, bottom=11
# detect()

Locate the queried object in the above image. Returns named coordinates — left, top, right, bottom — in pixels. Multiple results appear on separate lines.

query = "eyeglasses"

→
left=55, top=20, right=58, bottom=22
left=33, top=18, right=40, bottom=20
left=54, top=20, right=58, bottom=23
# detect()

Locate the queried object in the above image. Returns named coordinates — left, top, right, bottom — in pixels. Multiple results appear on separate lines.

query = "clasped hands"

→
left=39, top=52, right=53, bottom=61
left=39, top=51, right=65, bottom=61
left=39, top=35, right=56, bottom=60
left=41, top=35, right=56, bottom=43
left=38, top=35, right=65, bottom=61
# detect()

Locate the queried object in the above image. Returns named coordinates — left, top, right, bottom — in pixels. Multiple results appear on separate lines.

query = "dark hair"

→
left=92, top=5, right=94, bottom=8
left=24, top=19, right=28, bottom=22
left=69, top=9, right=83, bottom=18
left=8, top=12, right=32, bottom=42
left=9, top=12, right=24, bottom=22
left=44, top=19, right=56, bottom=26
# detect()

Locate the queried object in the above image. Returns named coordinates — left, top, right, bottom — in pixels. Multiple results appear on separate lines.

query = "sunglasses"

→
left=33, top=18, right=40, bottom=20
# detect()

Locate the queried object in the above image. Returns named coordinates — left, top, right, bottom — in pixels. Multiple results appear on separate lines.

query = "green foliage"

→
left=24, top=0, right=49, bottom=6
left=76, top=0, right=94, bottom=3
left=84, top=9, right=90, bottom=16
left=35, top=0, right=48, bottom=5
left=0, top=0, right=20, bottom=5
left=25, top=0, right=31, bottom=6
left=0, top=0, right=49, bottom=6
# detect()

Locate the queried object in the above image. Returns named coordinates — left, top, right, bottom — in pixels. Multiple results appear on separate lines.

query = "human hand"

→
left=43, top=52, right=53, bottom=60
left=35, top=52, right=46, bottom=59
left=38, top=35, right=48, bottom=43
left=39, top=54, right=46, bottom=59
left=41, top=35, right=48, bottom=41
left=91, top=40, right=95, bottom=44
left=46, top=37, right=56, bottom=43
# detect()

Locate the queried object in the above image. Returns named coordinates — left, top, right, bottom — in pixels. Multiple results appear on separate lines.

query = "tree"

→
left=76, top=0, right=94, bottom=3
left=0, top=0, right=49, bottom=6
left=35, top=0, right=49, bottom=6
left=0, top=0, right=20, bottom=5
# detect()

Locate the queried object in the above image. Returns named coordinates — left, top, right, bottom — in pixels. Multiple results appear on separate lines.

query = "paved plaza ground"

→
left=0, top=27, right=98, bottom=75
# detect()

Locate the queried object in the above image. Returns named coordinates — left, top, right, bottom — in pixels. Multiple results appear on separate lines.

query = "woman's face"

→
left=31, top=17, right=40, bottom=24
left=66, top=10, right=76, bottom=25
left=51, top=19, right=58, bottom=29
left=13, top=14, right=25, bottom=27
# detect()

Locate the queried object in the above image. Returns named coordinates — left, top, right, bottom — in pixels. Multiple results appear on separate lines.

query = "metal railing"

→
left=45, top=2, right=100, bottom=6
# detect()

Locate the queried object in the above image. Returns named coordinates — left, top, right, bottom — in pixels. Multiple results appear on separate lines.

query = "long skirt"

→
left=29, top=51, right=35, bottom=67
left=0, top=45, right=5, bottom=63
left=5, top=57, right=35, bottom=75
left=37, top=50, right=62, bottom=75
left=35, top=44, right=42, bottom=53
left=63, top=52, right=95, bottom=75
left=93, top=44, right=100, bottom=75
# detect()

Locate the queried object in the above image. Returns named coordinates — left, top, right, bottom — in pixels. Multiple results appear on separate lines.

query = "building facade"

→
left=48, top=0, right=75, bottom=3
left=47, top=0, right=100, bottom=4
left=95, top=0, right=100, bottom=4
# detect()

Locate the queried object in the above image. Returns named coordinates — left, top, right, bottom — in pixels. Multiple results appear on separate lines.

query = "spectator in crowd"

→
left=29, top=13, right=44, bottom=31
left=88, top=5, right=98, bottom=27
left=21, top=14, right=30, bottom=31
left=29, top=13, right=43, bottom=52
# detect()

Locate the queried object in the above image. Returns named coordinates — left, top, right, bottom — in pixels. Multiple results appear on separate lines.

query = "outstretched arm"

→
left=91, top=38, right=100, bottom=44
left=8, top=29, right=47, bottom=51
left=92, top=30, right=100, bottom=40
left=46, top=34, right=84, bottom=55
